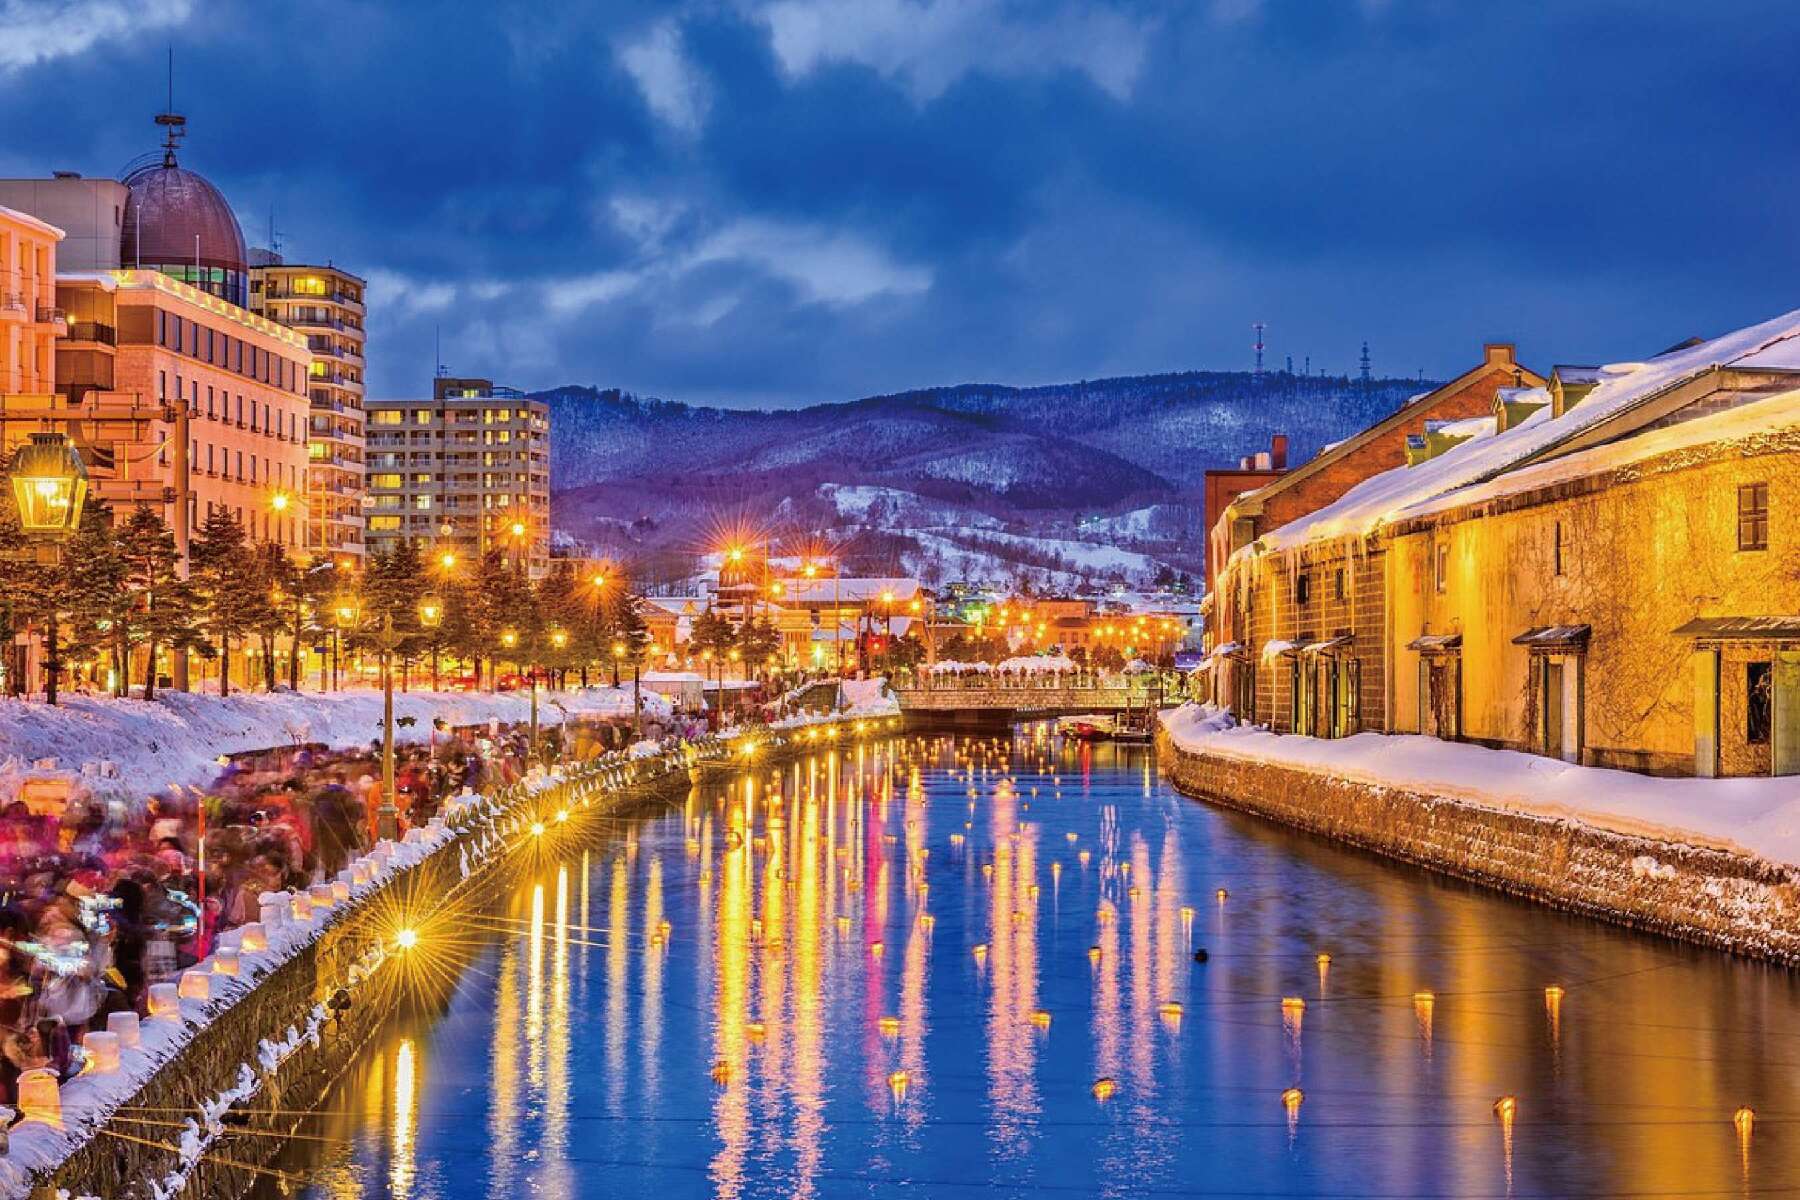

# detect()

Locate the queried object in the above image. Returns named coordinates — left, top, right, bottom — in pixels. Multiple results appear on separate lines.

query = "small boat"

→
left=1057, top=714, right=1116, bottom=740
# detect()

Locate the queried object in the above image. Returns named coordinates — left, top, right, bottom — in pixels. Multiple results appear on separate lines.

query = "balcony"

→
left=64, top=321, right=116, bottom=345
left=0, top=293, right=24, bottom=321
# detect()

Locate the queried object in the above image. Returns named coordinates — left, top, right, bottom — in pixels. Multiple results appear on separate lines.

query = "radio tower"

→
left=1253, top=322, right=1267, bottom=382
left=1359, top=341, right=1372, bottom=386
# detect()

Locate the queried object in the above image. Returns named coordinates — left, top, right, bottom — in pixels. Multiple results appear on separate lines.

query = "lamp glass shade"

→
left=9, top=433, right=87, bottom=536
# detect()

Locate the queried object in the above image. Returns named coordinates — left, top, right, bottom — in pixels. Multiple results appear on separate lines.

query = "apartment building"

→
left=250, top=257, right=368, bottom=562
left=364, top=377, right=550, bottom=577
left=0, top=205, right=64, bottom=397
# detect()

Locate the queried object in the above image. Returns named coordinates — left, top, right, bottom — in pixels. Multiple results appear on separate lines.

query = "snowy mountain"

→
left=540, top=370, right=1428, bottom=589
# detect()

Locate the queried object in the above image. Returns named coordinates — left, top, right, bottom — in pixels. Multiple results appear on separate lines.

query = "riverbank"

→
left=7, top=716, right=884, bottom=1200
left=1158, top=704, right=1800, bottom=963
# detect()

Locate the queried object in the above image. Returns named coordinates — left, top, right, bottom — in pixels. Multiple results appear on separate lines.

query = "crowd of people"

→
left=0, top=716, right=580, bottom=1106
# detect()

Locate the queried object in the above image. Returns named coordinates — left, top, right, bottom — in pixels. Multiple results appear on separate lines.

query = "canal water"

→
left=264, top=730, right=1800, bottom=1199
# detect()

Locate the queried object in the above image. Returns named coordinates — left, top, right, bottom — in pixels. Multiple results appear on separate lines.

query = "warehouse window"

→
left=1738, top=483, right=1769, bottom=551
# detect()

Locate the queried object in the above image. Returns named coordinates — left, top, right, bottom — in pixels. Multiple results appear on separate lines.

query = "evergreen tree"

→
left=62, top=503, right=129, bottom=696
left=689, top=608, right=736, bottom=662
left=249, top=541, right=297, bottom=691
left=118, top=506, right=201, bottom=700
left=736, top=616, right=781, bottom=675
left=533, top=562, right=584, bottom=687
left=189, top=507, right=256, bottom=696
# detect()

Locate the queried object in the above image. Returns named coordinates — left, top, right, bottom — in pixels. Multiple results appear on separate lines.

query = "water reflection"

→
left=266, top=730, right=1800, bottom=1200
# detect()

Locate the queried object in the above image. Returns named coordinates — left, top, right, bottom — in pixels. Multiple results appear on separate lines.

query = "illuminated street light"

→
left=8, top=432, right=87, bottom=537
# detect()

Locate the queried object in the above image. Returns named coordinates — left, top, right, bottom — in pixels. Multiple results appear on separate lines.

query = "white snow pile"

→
left=0, top=687, right=665, bottom=806
left=839, top=678, right=900, bottom=716
left=928, top=660, right=993, bottom=674
left=1161, top=703, right=1800, bottom=869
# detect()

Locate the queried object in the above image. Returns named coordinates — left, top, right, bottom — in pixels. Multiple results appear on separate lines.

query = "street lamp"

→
left=10, top=432, right=89, bottom=537
left=420, top=594, right=444, bottom=689
left=7, top=433, right=88, bottom=704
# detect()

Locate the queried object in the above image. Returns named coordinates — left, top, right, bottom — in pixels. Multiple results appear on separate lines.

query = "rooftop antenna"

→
left=434, top=325, right=449, bottom=379
left=1252, top=322, right=1266, bottom=381
left=266, top=203, right=283, bottom=257
left=154, top=47, right=186, bottom=168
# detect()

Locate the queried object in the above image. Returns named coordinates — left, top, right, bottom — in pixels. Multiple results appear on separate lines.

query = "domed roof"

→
left=120, top=158, right=246, bottom=275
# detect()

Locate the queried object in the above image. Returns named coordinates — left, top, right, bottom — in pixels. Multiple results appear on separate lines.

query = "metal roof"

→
left=1407, top=633, right=1463, bottom=652
left=1512, top=624, right=1592, bottom=650
left=1672, top=616, right=1800, bottom=640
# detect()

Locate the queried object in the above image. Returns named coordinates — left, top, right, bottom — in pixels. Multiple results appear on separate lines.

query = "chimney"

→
left=1484, top=343, right=1516, bottom=366
left=1254, top=451, right=1272, bottom=470
left=1270, top=434, right=1288, bottom=470
left=1239, top=455, right=1253, bottom=469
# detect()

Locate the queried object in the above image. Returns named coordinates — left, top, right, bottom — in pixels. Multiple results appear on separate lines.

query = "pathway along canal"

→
left=255, top=729, right=1800, bottom=1199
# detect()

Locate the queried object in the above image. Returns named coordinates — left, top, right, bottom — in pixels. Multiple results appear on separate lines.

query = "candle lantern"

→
left=106, top=1011, right=141, bottom=1049
left=178, top=969, right=211, bottom=1001
left=15, top=1069, right=61, bottom=1127
left=291, top=893, right=314, bottom=922
left=82, top=1031, right=121, bottom=1074
left=239, top=922, right=268, bottom=953
left=309, top=883, right=336, bottom=909
left=147, top=982, right=179, bottom=1019
left=213, top=948, right=241, bottom=977
left=331, top=880, right=351, bottom=903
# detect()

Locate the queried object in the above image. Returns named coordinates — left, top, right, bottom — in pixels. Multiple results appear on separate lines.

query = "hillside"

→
left=539, top=370, right=1429, bottom=589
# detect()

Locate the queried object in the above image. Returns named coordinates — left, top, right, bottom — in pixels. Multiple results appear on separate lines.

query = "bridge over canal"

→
left=892, top=672, right=1166, bottom=727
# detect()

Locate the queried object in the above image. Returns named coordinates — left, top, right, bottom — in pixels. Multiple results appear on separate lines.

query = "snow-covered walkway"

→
left=0, top=687, right=671, bottom=806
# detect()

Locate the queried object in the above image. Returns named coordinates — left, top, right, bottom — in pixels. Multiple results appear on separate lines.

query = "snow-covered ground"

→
left=0, top=687, right=672, bottom=807
left=1161, top=704, right=1800, bottom=869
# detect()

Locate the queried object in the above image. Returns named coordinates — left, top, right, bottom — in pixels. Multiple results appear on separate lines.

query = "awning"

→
left=1407, top=633, right=1462, bottom=653
left=1209, top=641, right=1245, bottom=659
left=1673, top=616, right=1800, bottom=641
left=1261, top=639, right=1298, bottom=663
left=1302, top=635, right=1354, bottom=655
left=1512, top=624, right=1591, bottom=651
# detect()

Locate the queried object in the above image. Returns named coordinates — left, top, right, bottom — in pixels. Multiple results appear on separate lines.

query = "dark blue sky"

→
left=4, top=0, right=1798, bottom=406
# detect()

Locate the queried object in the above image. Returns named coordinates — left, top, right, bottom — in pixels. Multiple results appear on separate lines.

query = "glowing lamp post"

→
left=8, top=433, right=88, bottom=704
left=420, top=594, right=444, bottom=689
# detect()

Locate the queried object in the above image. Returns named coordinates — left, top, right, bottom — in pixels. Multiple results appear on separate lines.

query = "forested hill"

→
left=535, top=370, right=1429, bottom=502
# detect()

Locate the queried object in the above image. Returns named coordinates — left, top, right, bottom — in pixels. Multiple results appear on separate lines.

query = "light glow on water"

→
left=269, top=730, right=1800, bottom=1200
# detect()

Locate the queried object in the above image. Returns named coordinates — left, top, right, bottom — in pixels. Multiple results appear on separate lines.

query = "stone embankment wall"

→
left=1158, top=730, right=1800, bottom=964
left=35, top=722, right=871, bottom=1200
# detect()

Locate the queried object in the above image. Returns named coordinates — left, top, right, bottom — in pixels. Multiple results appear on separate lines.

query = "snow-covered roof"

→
left=1250, top=308, right=1800, bottom=556
left=1397, top=387, right=1800, bottom=526
left=776, top=577, right=922, bottom=604
left=0, top=203, right=64, bottom=240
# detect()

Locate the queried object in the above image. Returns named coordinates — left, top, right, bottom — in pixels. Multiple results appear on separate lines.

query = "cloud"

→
left=0, top=0, right=192, bottom=70
left=756, top=0, right=1151, bottom=102
left=616, top=20, right=710, bottom=133
left=546, top=214, right=931, bottom=321
left=364, top=268, right=456, bottom=319
left=687, top=218, right=932, bottom=305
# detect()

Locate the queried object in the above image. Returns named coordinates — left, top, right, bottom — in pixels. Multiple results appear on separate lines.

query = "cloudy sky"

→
left=4, top=0, right=1798, bottom=406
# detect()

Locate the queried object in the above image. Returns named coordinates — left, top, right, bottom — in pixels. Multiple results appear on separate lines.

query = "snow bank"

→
left=0, top=687, right=667, bottom=806
left=1161, top=704, right=1800, bottom=868
left=839, top=678, right=900, bottom=716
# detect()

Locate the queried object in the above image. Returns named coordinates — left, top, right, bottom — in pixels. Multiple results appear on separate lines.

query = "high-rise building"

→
left=364, top=377, right=550, bottom=577
left=250, top=257, right=367, bottom=562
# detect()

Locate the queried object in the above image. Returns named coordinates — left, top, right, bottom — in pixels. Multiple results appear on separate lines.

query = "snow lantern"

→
left=147, top=982, right=180, bottom=1020
left=331, top=880, right=351, bottom=903
left=106, top=1010, right=141, bottom=1048
left=82, top=1030, right=121, bottom=1074
left=239, top=922, right=268, bottom=953
left=16, top=1069, right=61, bottom=1126
left=291, top=893, right=314, bottom=922
left=213, top=948, right=241, bottom=977
left=178, top=969, right=211, bottom=1002
left=259, top=893, right=289, bottom=932
left=308, top=883, right=336, bottom=909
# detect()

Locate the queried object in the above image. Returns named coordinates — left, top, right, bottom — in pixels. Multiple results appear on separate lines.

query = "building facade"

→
left=1210, top=311, right=1800, bottom=779
left=364, top=378, right=550, bottom=576
left=250, top=258, right=367, bottom=562
left=0, top=205, right=64, bottom=398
